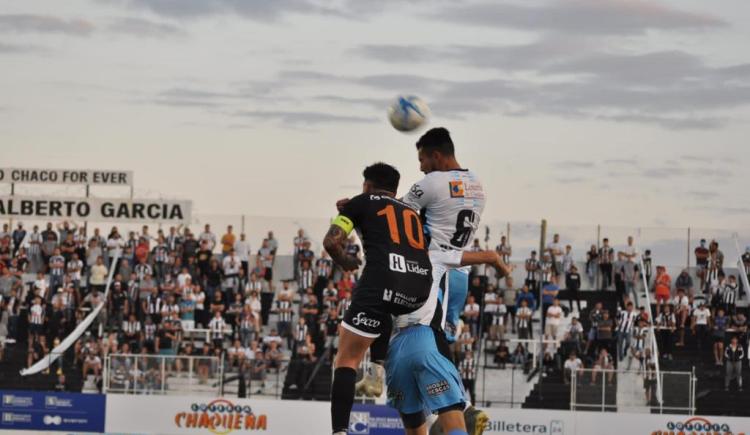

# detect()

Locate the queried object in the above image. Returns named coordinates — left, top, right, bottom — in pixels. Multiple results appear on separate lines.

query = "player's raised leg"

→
left=331, top=326, right=376, bottom=434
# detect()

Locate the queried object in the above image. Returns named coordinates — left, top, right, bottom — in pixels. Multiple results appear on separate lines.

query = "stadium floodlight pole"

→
left=732, top=233, right=750, bottom=302
left=634, top=238, right=662, bottom=406
left=537, top=219, right=547, bottom=396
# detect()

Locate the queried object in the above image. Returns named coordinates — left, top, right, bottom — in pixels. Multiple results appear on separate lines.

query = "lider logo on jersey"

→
left=174, top=399, right=267, bottom=434
left=651, top=416, right=745, bottom=435
left=449, top=181, right=465, bottom=198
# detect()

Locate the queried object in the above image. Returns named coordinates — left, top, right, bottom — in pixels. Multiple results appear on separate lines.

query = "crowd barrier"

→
left=0, top=389, right=748, bottom=434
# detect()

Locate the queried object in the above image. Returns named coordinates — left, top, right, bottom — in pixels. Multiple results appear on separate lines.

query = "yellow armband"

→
left=332, top=215, right=354, bottom=235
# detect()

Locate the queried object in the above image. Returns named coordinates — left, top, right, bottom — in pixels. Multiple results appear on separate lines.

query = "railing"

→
left=570, top=368, right=695, bottom=415
left=104, top=353, right=224, bottom=396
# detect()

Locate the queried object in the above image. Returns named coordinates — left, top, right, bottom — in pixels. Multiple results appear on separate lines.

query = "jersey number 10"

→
left=377, top=205, right=425, bottom=250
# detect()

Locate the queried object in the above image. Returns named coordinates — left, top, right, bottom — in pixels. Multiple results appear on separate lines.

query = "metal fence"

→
left=104, top=353, right=224, bottom=396
left=570, top=368, right=696, bottom=414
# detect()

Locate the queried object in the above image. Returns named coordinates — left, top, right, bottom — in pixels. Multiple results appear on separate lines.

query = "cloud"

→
left=0, top=42, right=45, bottom=54
left=107, top=17, right=185, bottom=37
left=558, top=160, right=595, bottom=169
left=434, top=0, right=725, bottom=35
left=0, top=14, right=94, bottom=36
left=233, top=109, right=375, bottom=125
left=603, top=158, right=638, bottom=166
left=102, top=0, right=341, bottom=20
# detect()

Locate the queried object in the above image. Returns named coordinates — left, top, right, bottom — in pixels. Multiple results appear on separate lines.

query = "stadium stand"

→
left=0, top=220, right=748, bottom=418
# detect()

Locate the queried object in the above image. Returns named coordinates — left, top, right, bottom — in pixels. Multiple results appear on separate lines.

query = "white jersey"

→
left=403, top=169, right=485, bottom=251
left=395, top=169, right=486, bottom=331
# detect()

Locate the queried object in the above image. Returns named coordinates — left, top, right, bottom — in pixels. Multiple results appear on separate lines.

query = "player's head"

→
left=416, top=127, right=455, bottom=173
left=362, top=162, right=400, bottom=195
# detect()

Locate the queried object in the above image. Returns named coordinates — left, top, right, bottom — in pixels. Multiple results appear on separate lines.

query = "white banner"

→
left=0, top=195, right=191, bottom=223
left=0, top=168, right=133, bottom=186
left=105, top=395, right=330, bottom=435
left=483, top=407, right=749, bottom=435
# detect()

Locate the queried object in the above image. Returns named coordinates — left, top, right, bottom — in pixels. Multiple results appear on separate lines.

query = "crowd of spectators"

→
left=1, top=222, right=749, bottom=400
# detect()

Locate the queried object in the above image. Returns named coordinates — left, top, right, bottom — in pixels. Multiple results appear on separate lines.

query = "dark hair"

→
left=363, top=162, right=400, bottom=193
left=416, top=127, right=455, bottom=156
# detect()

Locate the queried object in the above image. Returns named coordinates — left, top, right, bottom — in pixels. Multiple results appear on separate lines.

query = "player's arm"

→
left=459, top=250, right=512, bottom=277
left=323, top=218, right=361, bottom=272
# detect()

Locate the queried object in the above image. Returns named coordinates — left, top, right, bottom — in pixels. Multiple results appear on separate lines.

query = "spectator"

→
left=510, top=343, right=528, bottom=367
left=653, top=266, right=672, bottom=314
left=585, top=244, right=598, bottom=289
left=516, top=299, right=533, bottom=340
left=672, top=288, right=690, bottom=346
left=545, top=299, right=563, bottom=341
left=540, top=278, right=559, bottom=329
left=724, top=336, right=744, bottom=392
left=566, top=265, right=582, bottom=312
left=494, top=340, right=510, bottom=368
left=220, top=225, right=236, bottom=257
left=598, top=238, right=614, bottom=289
left=199, top=224, right=217, bottom=252
left=591, top=348, right=614, bottom=385
left=691, top=302, right=711, bottom=352
left=234, top=233, right=252, bottom=277
left=596, top=310, right=614, bottom=356
left=292, top=229, right=307, bottom=280
left=545, top=233, right=563, bottom=277
left=722, top=275, right=738, bottom=315
left=644, top=356, right=657, bottom=404
left=523, top=251, right=539, bottom=293
left=562, top=315, right=584, bottom=356
left=563, top=351, right=583, bottom=385
left=713, top=308, right=728, bottom=366
left=628, top=319, right=649, bottom=371
left=459, top=350, right=477, bottom=405
left=484, top=291, right=506, bottom=346
left=463, top=294, right=480, bottom=336
left=257, top=240, right=275, bottom=286
left=656, top=304, right=676, bottom=360
left=675, top=269, right=693, bottom=297
left=495, top=235, right=512, bottom=288
left=641, top=249, right=653, bottom=288
left=616, top=302, right=637, bottom=361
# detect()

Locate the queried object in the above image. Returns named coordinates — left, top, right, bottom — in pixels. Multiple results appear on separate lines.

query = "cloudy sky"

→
left=2, top=0, right=749, bottom=236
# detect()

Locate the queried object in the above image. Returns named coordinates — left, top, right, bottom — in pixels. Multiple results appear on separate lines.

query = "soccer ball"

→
left=387, top=95, right=430, bottom=132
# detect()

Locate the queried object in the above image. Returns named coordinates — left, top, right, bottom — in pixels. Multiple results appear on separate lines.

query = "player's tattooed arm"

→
left=323, top=225, right=361, bottom=271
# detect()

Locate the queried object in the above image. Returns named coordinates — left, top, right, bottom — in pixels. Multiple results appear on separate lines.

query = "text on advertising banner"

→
left=0, top=390, right=105, bottom=433
left=0, top=195, right=192, bottom=223
left=0, top=168, right=133, bottom=186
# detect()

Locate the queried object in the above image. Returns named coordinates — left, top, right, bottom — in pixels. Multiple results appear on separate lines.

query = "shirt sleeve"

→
left=332, top=194, right=367, bottom=236
left=402, top=175, right=435, bottom=211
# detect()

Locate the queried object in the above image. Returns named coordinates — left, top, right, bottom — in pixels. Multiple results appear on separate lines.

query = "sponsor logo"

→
left=349, top=412, right=370, bottom=434
left=406, top=261, right=429, bottom=276
left=2, top=394, right=34, bottom=408
left=44, top=396, right=73, bottom=408
left=389, top=253, right=429, bottom=276
left=43, top=415, right=62, bottom=426
left=387, top=290, right=423, bottom=309
left=485, top=419, right=563, bottom=434
left=383, top=289, right=393, bottom=302
left=351, top=312, right=381, bottom=329
left=426, top=380, right=450, bottom=396
left=652, top=416, right=745, bottom=435
left=389, top=253, right=406, bottom=273
left=449, top=181, right=465, bottom=198
left=174, top=399, right=267, bottom=434
left=2, top=412, right=32, bottom=424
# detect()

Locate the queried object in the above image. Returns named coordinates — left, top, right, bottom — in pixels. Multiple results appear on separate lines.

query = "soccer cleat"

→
left=464, top=405, right=488, bottom=435
left=354, top=362, right=384, bottom=397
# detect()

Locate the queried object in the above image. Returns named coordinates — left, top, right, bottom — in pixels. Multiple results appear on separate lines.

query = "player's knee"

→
left=399, top=411, right=426, bottom=429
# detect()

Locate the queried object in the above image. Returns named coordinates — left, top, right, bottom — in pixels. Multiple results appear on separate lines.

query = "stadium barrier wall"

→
left=1, top=390, right=748, bottom=434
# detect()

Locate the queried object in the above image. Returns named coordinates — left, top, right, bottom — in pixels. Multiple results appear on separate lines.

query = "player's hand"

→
left=493, top=253, right=512, bottom=278
left=336, top=198, right=350, bottom=212
left=340, top=255, right=361, bottom=272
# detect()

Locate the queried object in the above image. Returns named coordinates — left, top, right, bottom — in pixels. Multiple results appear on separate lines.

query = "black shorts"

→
left=264, top=268, right=273, bottom=282
left=342, top=283, right=426, bottom=338
left=29, top=324, right=43, bottom=335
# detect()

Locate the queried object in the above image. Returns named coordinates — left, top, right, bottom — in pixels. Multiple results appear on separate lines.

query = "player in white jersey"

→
left=351, top=128, right=509, bottom=435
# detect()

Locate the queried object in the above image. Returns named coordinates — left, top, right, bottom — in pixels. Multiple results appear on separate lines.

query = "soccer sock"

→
left=448, top=430, right=469, bottom=435
left=331, top=367, right=357, bottom=433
